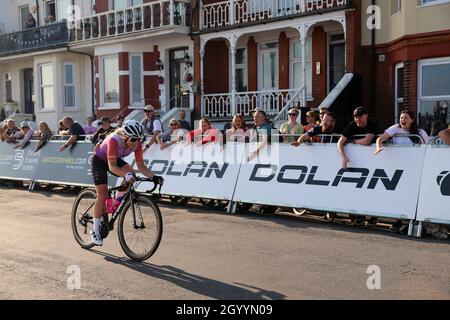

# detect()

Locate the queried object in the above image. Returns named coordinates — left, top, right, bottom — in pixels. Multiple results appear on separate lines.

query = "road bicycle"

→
left=71, top=177, right=163, bottom=261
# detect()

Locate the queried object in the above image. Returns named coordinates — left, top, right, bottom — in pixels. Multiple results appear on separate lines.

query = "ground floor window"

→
left=394, top=63, right=404, bottom=123
left=101, top=55, right=120, bottom=108
left=418, top=57, right=450, bottom=135
left=39, top=63, right=54, bottom=110
left=291, top=38, right=312, bottom=98
left=4, top=73, right=12, bottom=102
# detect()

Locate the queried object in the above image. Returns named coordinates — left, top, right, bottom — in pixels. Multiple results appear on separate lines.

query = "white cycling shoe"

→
left=91, top=230, right=103, bottom=246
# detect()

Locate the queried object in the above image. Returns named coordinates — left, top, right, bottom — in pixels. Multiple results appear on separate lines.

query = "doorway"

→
left=23, top=68, right=34, bottom=115
left=169, top=47, right=190, bottom=109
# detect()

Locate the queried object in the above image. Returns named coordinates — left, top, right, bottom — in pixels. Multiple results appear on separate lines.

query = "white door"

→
left=259, top=42, right=279, bottom=113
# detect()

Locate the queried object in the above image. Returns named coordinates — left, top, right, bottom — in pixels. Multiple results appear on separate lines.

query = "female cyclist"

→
left=91, top=120, right=163, bottom=246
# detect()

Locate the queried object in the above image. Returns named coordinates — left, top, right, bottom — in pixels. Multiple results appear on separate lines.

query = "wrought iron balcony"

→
left=69, top=0, right=191, bottom=42
left=0, top=21, right=68, bottom=57
left=200, top=0, right=352, bottom=31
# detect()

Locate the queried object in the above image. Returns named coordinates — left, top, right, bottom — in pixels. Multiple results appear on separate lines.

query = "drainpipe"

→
left=35, top=0, right=40, bottom=27
left=370, top=0, right=377, bottom=117
left=66, top=48, right=96, bottom=118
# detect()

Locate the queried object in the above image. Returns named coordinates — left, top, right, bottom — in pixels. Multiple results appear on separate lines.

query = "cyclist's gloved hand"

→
left=125, top=172, right=135, bottom=183
left=152, top=175, right=164, bottom=186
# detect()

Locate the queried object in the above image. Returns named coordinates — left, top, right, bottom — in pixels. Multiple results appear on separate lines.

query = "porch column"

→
left=229, top=0, right=235, bottom=25
left=301, top=34, right=307, bottom=108
left=200, top=48, right=205, bottom=117
left=230, top=44, right=237, bottom=116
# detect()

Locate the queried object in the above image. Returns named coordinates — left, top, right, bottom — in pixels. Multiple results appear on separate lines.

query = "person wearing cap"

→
left=83, top=117, right=97, bottom=135
left=141, top=105, right=163, bottom=150
left=91, top=117, right=115, bottom=145
left=337, top=107, right=380, bottom=169
left=14, top=121, right=35, bottom=149
left=58, top=117, right=86, bottom=152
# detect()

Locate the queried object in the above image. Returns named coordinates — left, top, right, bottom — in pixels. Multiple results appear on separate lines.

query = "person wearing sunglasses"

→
left=157, top=119, right=186, bottom=150
left=90, top=120, right=163, bottom=246
left=141, top=105, right=163, bottom=150
left=280, top=108, right=304, bottom=143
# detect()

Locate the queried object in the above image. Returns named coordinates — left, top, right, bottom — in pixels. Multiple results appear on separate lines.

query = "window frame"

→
left=100, top=54, right=121, bottom=110
left=417, top=56, right=450, bottom=126
left=290, top=38, right=313, bottom=99
left=63, top=62, right=76, bottom=109
left=129, top=53, right=144, bottom=107
left=19, top=5, right=30, bottom=31
left=391, top=0, right=401, bottom=16
left=394, top=62, right=404, bottom=123
left=4, top=73, right=12, bottom=102
left=38, top=63, right=55, bottom=111
left=230, top=47, right=248, bottom=93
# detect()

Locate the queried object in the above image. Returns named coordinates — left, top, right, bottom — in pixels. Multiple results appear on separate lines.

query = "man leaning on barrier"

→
left=337, top=107, right=380, bottom=169
left=292, top=112, right=338, bottom=147
left=439, top=128, right=450, bottom=144
left=248, top=109, right=272, bottom=161
left=58, top=117, right=86, bottom=152
left=1, top=119, right=20, bottom=143
left=14, top=122, right=34, bottom=150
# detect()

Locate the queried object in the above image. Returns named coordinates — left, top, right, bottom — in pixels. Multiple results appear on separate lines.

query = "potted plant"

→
left=3, top=98, right=18, bottom=117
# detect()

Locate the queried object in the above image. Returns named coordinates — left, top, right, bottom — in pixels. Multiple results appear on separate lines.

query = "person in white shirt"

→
left=374, top=110, right=429, bottom=155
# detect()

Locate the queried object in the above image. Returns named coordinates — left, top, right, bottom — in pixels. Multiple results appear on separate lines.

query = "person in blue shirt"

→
left=58, top=117, right=86, bottom=152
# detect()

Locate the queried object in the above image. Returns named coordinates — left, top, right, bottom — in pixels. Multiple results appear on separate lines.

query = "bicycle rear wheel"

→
left=71, top=189, right=97, bottom=249
left=117, top=195, right=163, bottom=261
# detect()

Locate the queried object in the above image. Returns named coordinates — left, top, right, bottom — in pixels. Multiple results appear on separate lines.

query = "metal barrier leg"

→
left=28, top=180, right=36, bottom=192
left=416, top=221, right=423, bottom=238
left=408, top=219, right=414, bottom=237
left=227, top=201, right=237, bottom=214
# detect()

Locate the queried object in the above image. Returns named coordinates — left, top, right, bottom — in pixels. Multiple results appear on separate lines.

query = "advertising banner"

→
left=0, top=142, right=40, bottom=181
left=416, top=144, right=450, bottom=224
left=233, top=143, right=427, bottom=220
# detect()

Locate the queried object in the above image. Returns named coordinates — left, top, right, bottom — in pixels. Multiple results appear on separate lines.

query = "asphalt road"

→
left=0, top=185, right=449, bottom=300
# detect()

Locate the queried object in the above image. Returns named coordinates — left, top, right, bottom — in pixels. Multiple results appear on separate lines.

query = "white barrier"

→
left=123, top=142, right=246, bottom=201
left=233, top=143, right=427, bottom=220
left=416, top=144, right=450, bottom=224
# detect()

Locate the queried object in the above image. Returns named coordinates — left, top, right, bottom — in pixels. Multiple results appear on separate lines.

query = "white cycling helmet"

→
left=123, top=120, right=144, bottom=139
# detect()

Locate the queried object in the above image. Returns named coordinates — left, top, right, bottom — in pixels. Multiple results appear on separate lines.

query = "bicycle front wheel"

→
left=117, top=195, right=163, bottom=261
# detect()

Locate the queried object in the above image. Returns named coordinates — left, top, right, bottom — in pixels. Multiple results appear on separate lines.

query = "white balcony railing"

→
left=201, top=0, right=350, bottom=30
left=70, top=0, right=190, bottom=42
left=202, top=88, right=305, bottom=118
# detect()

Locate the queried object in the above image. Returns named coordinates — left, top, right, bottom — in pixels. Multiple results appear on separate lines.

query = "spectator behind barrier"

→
left=35, top=122, right=53, bottom=152
left=178, top=109, right=191, bottom=131
left=248, top=109, right=272, bottom=161
left=14, top=122, right=34, bottom=149
left=24, top=13, right=36, bottom=29
left=186, top=118, right=220, bottom=145
left=304, top=110, right=319, bottom=132
left=280, top=108, right=304, bottom=144
left=141, top=105, right=163, bottom=149
left=91, top=117, right=114, bottom=145
left=157, top=119, right=186, bottom=150
left=116, top=115, right=125, bottom=128
left=83, top=117, right=97, bottom=135
left=226, top=114, right=250, bottom=143
left=58, top=117, right=86, bottom=152
left=337, top=107, right=380, bottom=169
left=318, top=108, right=330, bottom=123
left=374, top=110, right=430, bottom=155
left=1, top=119, right=20, bottom=143
left=0, top=121, right=8, bottom=141
left=439, top=128, right=450, bottom=145
left=292, top=112, right=337, bottom=147
left=58, top=120, right=69, bottom=136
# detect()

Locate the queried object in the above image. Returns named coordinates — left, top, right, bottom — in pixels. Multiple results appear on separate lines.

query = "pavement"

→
left=0, top=184, right=449, bottom=300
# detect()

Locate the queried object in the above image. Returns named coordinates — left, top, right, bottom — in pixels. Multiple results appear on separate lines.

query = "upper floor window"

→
left=419, top=0, right=450, bottom=6
left=19, top=5, right=30, bottom=30
left=391, top=0, right=401, bottom=16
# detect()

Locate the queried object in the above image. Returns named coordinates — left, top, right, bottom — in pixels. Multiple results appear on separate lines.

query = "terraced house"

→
left=0, top=0, right=449, bottom=132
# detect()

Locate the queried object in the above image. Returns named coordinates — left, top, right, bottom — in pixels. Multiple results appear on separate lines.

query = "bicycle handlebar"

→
left=135, top=176, right=162, bottom=194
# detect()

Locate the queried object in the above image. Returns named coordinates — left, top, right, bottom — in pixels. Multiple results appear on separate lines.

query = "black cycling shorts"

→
left=92, top=155, right=128, bottom=185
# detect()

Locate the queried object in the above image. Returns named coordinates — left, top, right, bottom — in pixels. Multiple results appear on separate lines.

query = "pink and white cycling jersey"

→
left=94, top=133, right=143, bottom=162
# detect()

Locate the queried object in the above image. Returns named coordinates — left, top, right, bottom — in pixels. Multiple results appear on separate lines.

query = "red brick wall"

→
left=118, top=53, right=129, bottom=110
left=247, top=37, right=257, bottom=92
left=311, top=26, right=327, bottom=108
left=279, top=32, right=289, bottom=90
left=345, top=0, right=362, bottom=74
left=361, top=31, right=450, bottom=130
left=143, top=45, right=161, bottom=109
left=204, top=40, right=229, bottom=93
left=94, top=0, right=109, bottom=13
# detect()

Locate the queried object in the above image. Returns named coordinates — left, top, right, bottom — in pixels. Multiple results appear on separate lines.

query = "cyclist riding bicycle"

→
left=91, top=119, right=163, bottom=246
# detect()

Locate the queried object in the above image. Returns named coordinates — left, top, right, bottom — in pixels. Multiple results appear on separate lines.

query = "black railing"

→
left=0, top=21, right=68, bottom=57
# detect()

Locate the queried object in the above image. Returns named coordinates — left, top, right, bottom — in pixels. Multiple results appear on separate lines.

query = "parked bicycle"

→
left=71, top=176, right=163, bottom=261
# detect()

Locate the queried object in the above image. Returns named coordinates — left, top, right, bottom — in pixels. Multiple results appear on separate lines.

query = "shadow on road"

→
left=90, top=250, right=286, bottom=300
